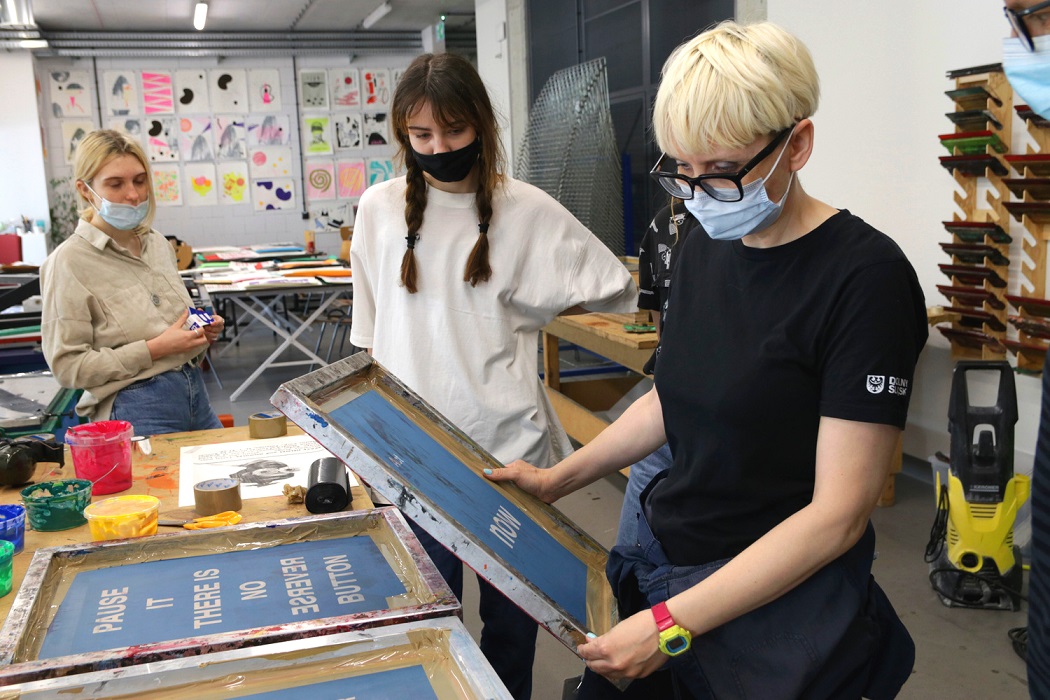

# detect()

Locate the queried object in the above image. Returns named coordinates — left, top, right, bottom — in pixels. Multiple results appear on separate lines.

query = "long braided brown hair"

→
left=390, top=53, right=506, bottom=293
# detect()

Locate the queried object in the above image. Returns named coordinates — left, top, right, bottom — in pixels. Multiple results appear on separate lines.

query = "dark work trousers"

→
left=410, top=522, right=539, bottom=700
left=1028, top=351, right=1050, bottom=699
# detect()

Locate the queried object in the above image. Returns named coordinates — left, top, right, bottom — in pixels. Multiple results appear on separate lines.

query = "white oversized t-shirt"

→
left=350, top=176, right=637, bottom=468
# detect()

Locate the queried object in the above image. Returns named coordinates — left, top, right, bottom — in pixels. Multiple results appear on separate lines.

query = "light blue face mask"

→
left=83, top=182, right=150, bottom=231
left=683, top=132, right=795, bottom=241
left=1003, top=34, right=1050, bottom=120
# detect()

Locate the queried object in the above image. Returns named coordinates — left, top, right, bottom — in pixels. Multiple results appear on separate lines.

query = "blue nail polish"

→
left=483, top=468, right=493, bottom=475
left=586, top=632, right=597, bottom=638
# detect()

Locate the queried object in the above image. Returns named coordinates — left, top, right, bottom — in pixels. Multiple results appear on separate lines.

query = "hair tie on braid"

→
left=406, top=233, right=418, bottom=249
left=478, top=223, right=489, bottom=234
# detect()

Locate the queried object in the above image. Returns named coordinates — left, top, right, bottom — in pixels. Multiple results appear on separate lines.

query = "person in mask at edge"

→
left=486, top=21, right=928, bottom=699
left=1003, top=2, right=1050, bottom=697
left=348, top=53, right=637, bottom=699
left=41, top=129, right=224, bottom=436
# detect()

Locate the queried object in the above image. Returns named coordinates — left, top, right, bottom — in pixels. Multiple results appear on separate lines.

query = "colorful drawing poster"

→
left=248, top=68, right=282, bottom=112
left=334, top=113, right=362, bottom=150
left=363, top=113, right=389, bottom=146
left=253, top=178, right=296, bottom=211
left=175, top=69, right=210, bottom=113
left=218, top=161, right=249, bottom=205
left=309, top=202, right=353, bottom=232
left=146, top=117, right=180, bottom=161
left=305, top=160, right=335, bottom=201
left=152, top=165, right=182, bottom=205
left=102, top=70, right=139, bottom=116
left=49, top=70, right=92, bottom=118
left=299, top=69, right=328, bottom=110
left=247, top=114, right=290, bottom=146
left=142, top=71, right=175, bottom=114
left=184, top=163, right=218, bottom=206
left=329, top=68, right=360, bottom=109
left=367, top=157, right=395, bottom=186
left=302, top=115, right=333, bottom=156
left=361, top=68, right=390, bottom=109
left=249, top=146, right=293, bottom=178
left=210, top=69, right=248, bottom=112
left=179, top=117, right=214, bottom=161
left=61, top=120, right=94, bottom=164
left=214, top=115, right=247, bottom=160
left=106, top=117, right=143, bottom=139
left=337, top=160, right=367, bottom=199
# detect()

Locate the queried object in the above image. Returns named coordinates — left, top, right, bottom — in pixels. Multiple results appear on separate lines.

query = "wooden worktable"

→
left=0, top=425, right=373, bottom=622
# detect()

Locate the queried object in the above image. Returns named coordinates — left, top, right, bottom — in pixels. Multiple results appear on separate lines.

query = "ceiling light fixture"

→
left=361, top=1, right=391, bottom=30
left=193, top=1, right=208, bottom=31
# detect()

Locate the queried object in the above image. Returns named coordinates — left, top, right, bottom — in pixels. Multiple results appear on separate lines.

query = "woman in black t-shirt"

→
left=488, top=20, right=927, bottom=700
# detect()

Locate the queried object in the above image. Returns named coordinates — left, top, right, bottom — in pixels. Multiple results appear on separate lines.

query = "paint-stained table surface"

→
left=0, top=425, right=373, bottom=623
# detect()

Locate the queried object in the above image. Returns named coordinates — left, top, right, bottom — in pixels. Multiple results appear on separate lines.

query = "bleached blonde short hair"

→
left=653, top=21, right=820, bottom=154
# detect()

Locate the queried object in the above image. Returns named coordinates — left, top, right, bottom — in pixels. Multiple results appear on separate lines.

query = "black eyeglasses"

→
left=649, top=125, right=795, bottom=203
left=1005, top=0, right=1050, bottom=52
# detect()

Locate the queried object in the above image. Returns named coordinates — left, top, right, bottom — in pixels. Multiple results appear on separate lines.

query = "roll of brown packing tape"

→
left=249, top=411, right=287, bottom=439
left=193, top=478, right=242, bottom=516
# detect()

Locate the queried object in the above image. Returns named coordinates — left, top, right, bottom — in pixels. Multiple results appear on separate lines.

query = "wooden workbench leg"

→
left=542, top=331, right=561, bottom=392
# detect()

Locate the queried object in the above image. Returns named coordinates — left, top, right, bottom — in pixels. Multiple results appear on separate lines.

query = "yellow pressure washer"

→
left=925, top=360, right=1030, bottom=611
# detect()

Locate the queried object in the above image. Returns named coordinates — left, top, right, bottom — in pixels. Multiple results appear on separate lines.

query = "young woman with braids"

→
left=349, top=53, right=636, bottom=699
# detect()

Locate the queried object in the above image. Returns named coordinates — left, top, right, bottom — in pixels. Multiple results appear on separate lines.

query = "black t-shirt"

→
left=637, top=203, right=700, bottom=313
left=650, top=210, right=928, bottom=565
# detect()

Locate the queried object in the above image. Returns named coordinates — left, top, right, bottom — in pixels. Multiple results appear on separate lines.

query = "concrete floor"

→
left=204, top=319, right=1031, bottom=699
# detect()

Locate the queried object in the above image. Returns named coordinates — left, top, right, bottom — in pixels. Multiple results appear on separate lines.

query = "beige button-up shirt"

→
left=41, top=219, right=203, bottom=421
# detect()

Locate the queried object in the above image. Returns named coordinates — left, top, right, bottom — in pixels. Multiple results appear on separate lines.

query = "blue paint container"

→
left=0, top=505, right=26, bottom=555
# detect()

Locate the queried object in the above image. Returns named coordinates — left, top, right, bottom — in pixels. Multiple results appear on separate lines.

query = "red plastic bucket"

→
left=65, top=420, right=134, bottom=495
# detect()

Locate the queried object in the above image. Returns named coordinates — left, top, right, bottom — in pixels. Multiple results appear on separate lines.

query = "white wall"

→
left=0, top=52, right=49, bottom=230
left=765, top=1, right=1040, bottom=475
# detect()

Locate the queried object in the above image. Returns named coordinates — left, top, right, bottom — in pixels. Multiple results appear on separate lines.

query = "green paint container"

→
left=0, top=540, right=13, bottom=597
left=20, top=479, right=93, bottom=532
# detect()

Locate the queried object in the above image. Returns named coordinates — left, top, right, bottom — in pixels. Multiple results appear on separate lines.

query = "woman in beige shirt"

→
left=41, top=129, right=224, bottom=435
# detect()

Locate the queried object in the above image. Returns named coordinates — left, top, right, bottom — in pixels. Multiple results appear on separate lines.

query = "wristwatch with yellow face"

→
left=652, top=601, right=692, bottom=656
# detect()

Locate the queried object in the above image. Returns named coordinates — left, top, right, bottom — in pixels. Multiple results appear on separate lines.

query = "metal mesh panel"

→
left=515, top=58, right=623, bottom=255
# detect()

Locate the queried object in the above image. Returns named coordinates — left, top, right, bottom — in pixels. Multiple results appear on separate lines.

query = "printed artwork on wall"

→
left=146, top=117, right=180, bottom=161
left=102, top=70, right=139, bottom=116
left=184, top=163, right=218, bottom=206
left=175, top=70, right=211, bottom=113
left=302, top=115, right=333, bottom=156
left=247, top=115, right=290, bottom=146
left=218, top=161, right=249, bottom=204
left=214, top=115, right=247, bottom=160
left=367, top=157, right=396, bottom=186
left=309, top=202, right=353, bottom=232
left=329, top=68, right=360, bottom=109
left=248, top=68, right=282, bottom=112
left=61, top=120, right=94, bottom=164
left=334, top=113, right=362, bottom=150
left=152, top=165, right=182, bottom=205
left=299, top=70, right=329, bottom=110
left=49, top=70, right=92, bottom=118
left=337, top=159, right=367, bottom=199
left=210, top=69, right=248, bottom=112
left=362, top=68, right=390, bottom=109
left=305, top=160, right=335, bottom=201
left=362, top=113, right=389, bottom=146
left=179, top=117, right=214, bottom=161
left=253, top=178, right=296, bottom=211
left=142, top=71, right=175, bottom=114
left=107, top=117, right=143, bottom=139
left=249, top=146, right=293, bottom=178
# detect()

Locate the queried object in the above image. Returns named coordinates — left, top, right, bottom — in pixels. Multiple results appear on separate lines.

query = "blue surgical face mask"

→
left=683, top=132, right=795, bottom=241
left=83, top=182, right=150, bottom=231
left=1004, top=34, right=1050, bottom=120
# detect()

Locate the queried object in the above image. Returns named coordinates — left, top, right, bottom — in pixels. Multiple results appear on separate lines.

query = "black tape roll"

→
left=306, top=457, right=349, bottom=514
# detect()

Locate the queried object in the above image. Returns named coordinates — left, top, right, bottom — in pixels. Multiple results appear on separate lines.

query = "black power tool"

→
left=0, top=434, right=65, bottom=486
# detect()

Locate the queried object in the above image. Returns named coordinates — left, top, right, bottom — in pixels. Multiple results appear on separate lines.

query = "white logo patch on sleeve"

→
left=867, top=375, right=885, bottom=394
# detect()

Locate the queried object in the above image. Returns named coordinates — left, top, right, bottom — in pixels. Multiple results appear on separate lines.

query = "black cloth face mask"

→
left=411, top=138, right=481, bottom=183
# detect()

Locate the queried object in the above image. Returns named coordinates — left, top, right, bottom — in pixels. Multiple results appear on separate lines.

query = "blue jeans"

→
left=616, top=443, right=673, bottom=548
left=410, top=522, right=538, bottom=700
left=110, top=365, right=222, bottom=436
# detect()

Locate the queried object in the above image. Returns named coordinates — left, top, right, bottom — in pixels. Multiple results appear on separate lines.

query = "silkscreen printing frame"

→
left=0, top=508, right=460, bottom=686
left=270, top=353, right=618, bottom=655
left=0, top=618, right=510, bottom=699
